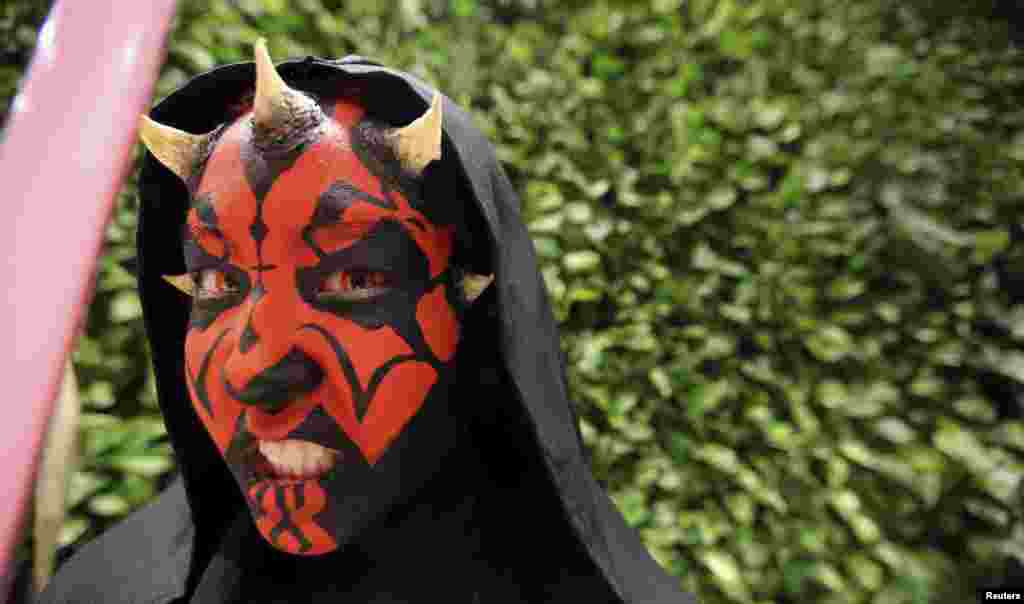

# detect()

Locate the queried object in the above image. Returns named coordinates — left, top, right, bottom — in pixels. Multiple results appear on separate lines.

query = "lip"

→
left=242, top=439, right=341, bottom=486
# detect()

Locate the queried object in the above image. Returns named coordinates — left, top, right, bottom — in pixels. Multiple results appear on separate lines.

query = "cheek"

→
left=358, top=361, right=437, bottom=465
left=305, top=294, right=459, bottom=465
left=317, top=314, right=416, bottom=395
left=416, top=283, right=460, bottom=363
left=305, top=316, right=417, bottom=438
left=185, top=327, right=244, bottom=453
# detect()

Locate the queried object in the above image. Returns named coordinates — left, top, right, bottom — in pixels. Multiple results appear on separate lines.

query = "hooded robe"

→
left=38, top=55, right=698, bottom=604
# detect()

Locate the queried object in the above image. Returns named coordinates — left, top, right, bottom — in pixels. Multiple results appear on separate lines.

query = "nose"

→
left=223, top=347, right=324, bottom=414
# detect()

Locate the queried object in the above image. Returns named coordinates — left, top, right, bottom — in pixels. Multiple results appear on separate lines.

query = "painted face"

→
left=181, top=96, right=460, bottom=555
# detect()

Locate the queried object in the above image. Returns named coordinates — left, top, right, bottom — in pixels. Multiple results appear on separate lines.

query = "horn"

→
left=462, top=273, right=493, bottom=303
left=163, top=274, right=195, bottom=297
left=387, top=91, right=443, bottom=175
left=138, top=115, right=214, bottom=183
left=252, top=38, right=321, bottom=140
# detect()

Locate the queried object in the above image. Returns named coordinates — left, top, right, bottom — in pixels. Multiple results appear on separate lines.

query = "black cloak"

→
left=39, top=55, right=697, bottom=604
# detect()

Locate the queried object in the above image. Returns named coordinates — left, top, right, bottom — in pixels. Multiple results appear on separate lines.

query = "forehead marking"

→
left=192, top=97, right=437, bottom=362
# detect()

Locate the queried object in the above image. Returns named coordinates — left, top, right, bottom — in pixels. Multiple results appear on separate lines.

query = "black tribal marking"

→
left=268, top=485, right=312, bottom=553
left=296, top=220, right=453, bottom=372
left=249, top=216, right=268, bottom=243
left=186, top=328, right=232, bottom=417
left=301, top=180, right=397, bottom=260
left=350, top=119, right=423, bottom=212
left=222, top=413, right=251, bottom=468
left=250, top=282, right=267, bottom=303
left=239, top=127, right=307, bottom=309
left=299, top=323, right=419, bottom=421
left=254, top=483, right=270, bottom=507
left=238, top=323, right=258, bottom=354
left=280, top=404, right=351, bottom=446
left=193, top=194, right=219, bottom=231
left=317, top=181, right=396, bottom=215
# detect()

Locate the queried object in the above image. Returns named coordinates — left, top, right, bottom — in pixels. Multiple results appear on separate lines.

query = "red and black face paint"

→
left=142, top=42, right=467, bottom=556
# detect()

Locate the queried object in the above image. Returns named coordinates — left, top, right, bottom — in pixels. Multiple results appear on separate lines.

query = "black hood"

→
left=134, top=55, right=695, bottom=604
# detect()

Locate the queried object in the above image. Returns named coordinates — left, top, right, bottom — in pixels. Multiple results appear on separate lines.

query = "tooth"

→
left=298, top=443, right=312, bottom=476
left=283, top=441, right=301, bottom=473
left=257, top=439, right=338, bottom=479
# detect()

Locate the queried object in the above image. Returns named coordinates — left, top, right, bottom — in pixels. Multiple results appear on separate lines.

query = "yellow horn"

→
left=252, top=38, right=321, bottom=138
left=163, top=274, right=195, bottom=297
left=138, top=115, right=213, bottom=182
left=462, top=273, right=493, bottom=304
left=253, top=38, right=290, bottom=128
left=388, top=91, right=443, bottom=175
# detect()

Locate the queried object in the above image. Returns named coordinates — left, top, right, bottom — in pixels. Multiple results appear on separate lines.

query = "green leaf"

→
left=564, top=202, right=593, bottom=224
left=450, top=0, right=478, bottom=18
left=58, top=516, right=89, bottom=547
left=667, top=433, right=692, bottom=465
left=82, top=426, right=129, bottom=459
left=106, top=454, right=174, bottom=478
left=116, top=475, right=157, bottom=505
left=989, top=421, right=1024, bottom=453
left=972, top=229, right=1010, bottom=264
left=700, top=549, right=750, bottom=601
left=83, top=381, right=115, bottom=410
left=805, top=325, right=853, bottom=362
left=592, top=53, right=625, bottom=80
left=615, top=489, right=651, bottom=526
left=87, top=494, right=130, bottom=517
left=707, top=186, right=737, bottom=210
left=533, top=236, right=562, bottom=259
left=846, top=553, right=885, bottom=591
left=783, top=558, right=815, bottom=595
left=696, top=444, right=739, bottom=474
left=110, top=291, right=143, bottom=322
left=563, top=250, right=601, bottom=273
left=648, top=367, right=673, bottom=398
left=933, top=418, right=993, bottom=474
left=816, top=379, right=848, bottom=409
left=67, top=471, right=110, bottom=509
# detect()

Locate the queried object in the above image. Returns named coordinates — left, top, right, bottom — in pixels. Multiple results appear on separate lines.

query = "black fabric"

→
left=39, top=55, right=697, bottom=603
left=192, top=431, right=529, bottom=604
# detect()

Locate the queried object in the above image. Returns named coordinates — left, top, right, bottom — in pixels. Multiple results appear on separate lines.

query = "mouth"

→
left=247, top=439, right=341, bottom=483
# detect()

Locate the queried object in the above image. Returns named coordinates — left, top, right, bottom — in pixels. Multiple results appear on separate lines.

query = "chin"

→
left=226, top=386, right=460, bottom=556
left=245, top=477, right=340, bottom=555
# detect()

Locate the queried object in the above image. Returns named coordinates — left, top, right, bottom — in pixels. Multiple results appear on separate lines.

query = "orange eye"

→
left=193, top=269, right=238, bottom=300
left=319, top=269, right=392, bottom=302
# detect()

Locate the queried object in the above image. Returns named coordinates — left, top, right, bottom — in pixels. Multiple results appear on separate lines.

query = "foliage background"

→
left=3, top=1, right=1024, bottom=602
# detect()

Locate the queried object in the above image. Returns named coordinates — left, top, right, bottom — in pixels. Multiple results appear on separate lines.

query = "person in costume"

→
left=40, top=41, right=697, bottom=603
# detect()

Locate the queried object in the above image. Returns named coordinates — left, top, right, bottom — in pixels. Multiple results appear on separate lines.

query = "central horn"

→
left=251, top=38, right=324, bottom=149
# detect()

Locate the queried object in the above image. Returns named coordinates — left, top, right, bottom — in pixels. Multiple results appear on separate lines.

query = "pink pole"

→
left=0, top=0, right=177, bottom=595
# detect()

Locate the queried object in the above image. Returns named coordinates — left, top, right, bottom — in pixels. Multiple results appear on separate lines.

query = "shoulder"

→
left=37, top=479, right=193, bottom=604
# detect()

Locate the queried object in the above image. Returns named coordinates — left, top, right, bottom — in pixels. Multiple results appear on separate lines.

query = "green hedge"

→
left=4, top=1, right=1024, bottom=602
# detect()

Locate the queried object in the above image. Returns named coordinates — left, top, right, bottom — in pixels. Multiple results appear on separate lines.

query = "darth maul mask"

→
left=138, top=41, right=489, bottom=557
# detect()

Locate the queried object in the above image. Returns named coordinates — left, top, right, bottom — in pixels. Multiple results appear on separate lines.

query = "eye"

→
left=318, top=269, right=393, bottom=302
left=193, top=268, right=239, bottom=301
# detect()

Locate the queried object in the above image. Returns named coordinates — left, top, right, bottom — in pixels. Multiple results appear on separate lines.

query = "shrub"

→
left=3, top=1, right=1022, bottom=602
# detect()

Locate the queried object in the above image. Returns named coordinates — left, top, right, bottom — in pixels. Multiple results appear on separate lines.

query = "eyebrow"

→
left=308, top=181, right=396, bottom=230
